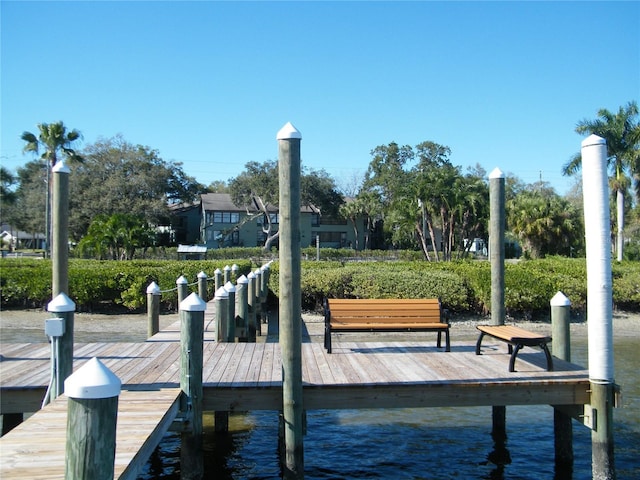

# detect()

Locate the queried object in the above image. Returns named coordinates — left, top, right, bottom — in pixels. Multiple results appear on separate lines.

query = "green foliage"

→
left=2, top=257, right=639, bottom=318
left=0, top=258, right=252, bottom=311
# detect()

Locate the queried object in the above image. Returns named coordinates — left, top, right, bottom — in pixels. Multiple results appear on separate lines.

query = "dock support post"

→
left=254, top=268, right=263, bottom=336
left=236, top=275, right=249, bottom=341
left=224, top=281, right=236, bottom=342
left=47, top=293, right=75, bottom=399
left=278, top=121, right=304, bottom=479
left=223, top=264, right=231, bottom=284
left=180, top=293, right=206, bottom=480
left=260, top=263, right=271, bottom=327
left=581, top=134, right=616, bottom=479
left=147, top=281, right=161, bottom=338
left=214, top=286, right=231, bottom=432
left=177, top=275, right=189, bottom=307
left=247, top=271, right=257, bottom=342
left=51, top=160, right=70, bottom=297
left=214, top=268, right=223, bottom=291
left=64, top=357, right=121, bottom=480
left=551, top=291, right=573, bottom=475
left=489, top=168, right=507, bottom=447
left=197, top=271, right=208, bottom=302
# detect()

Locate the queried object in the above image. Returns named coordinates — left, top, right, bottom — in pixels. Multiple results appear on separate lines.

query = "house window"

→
left=261, top=213, right=279, bottom=225
left=311, top=214, right=320, bottom=227
left=207, top=211, right=239, bottom=224
left=319, top=215, right=347, bottom=225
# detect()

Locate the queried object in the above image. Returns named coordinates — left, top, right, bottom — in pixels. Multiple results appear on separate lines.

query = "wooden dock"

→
left=0, top=317, right=591, bottom=478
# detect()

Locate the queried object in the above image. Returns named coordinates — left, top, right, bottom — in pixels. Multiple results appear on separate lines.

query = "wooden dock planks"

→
left=0, top=388, right=180, bottom=480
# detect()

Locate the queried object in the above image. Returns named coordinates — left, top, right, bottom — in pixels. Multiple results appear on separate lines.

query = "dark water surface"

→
left=138, top=337, right=639, bottom=480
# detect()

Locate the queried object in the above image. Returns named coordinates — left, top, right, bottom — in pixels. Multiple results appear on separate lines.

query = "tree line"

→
left=1, top=101, right=638, bottom=260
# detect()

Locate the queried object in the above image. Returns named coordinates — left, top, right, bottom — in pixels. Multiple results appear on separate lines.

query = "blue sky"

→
left=1, top=1, right=638, bottom=196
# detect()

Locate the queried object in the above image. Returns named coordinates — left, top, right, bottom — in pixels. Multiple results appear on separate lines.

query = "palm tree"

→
left=563, top=101, right=640, bottom=261
left=21, top=121, right=83, bottom=257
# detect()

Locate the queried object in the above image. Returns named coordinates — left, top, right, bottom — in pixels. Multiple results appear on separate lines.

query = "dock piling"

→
left=51, top=160, right=70, bottom=298
left=551, top=291, right=573, bottom=474
left=64, top=357, right=121, bottom=480
left=47, top=293, right=75, bottom=399
left=236, top=275, right=249, bottom=341
left=224, top=281, right=236, bottom=342
left=277, top=121, right=304, bottom=479
left=197, top=271, right=208, bottom=302
left=489, top=168, right=507, bottom=447
left=581, top=134, right=616, bottom=479
left=147, top=281, right=161, bottom=338
left=179, top=292, right=206, bottom=479
left=176, top=275, right=189, bottom=306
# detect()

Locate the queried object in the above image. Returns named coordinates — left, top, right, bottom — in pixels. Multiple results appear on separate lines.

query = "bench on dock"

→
left=475, top=325, right=553, bottom=372
left=323, top=298, right=450, bottom=353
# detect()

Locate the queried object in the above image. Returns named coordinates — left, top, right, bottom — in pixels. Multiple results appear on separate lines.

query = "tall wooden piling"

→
left=179, top=292, right=206, bottom=480
left=581, top=134, right=616, bottom=479
left=489, top=167, right=507, bottom=443
left=147, top=281, right=161, bottom=338
left=51, top=160, right=70, bottom=297
left=47, top=293, right=75, bottom=399
left=64, top=357, right=121, bottom=480
left=277, top=121, right=304, bottom=479
left=551, top=291, right=573, bottom=474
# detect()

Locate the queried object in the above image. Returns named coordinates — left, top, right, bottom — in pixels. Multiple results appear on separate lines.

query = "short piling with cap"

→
left=236, top=275, right=249, bottom=341
left=551, top=291, right=573, bottom=474
left=147, top=281, right=161, bottom=338
left=64, top=357, right=121, bottom=480
left=47, top=293, right=76, bottom=399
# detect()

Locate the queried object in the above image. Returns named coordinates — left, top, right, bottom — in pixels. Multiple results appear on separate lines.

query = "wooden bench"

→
left=323, top=298, right=450, bottom=353
left=475, top=325, right=553, bottom=372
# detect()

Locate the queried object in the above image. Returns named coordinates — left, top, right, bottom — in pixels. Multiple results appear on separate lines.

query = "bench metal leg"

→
left=541, top=343, right=554, bottom=371
left=444, top=329, right=450, bottom=352
left=509, top=344, right=523, bottom=372
left=475, top=332, right=486, bottom=355
left=324, top=327, right=332, bottom=354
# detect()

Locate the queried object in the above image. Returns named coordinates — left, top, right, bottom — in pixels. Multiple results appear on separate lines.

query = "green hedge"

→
left=0, top=259, right=253, bottom=311
left=2, top=257, right=638, bottom=317
left=269, top=257, right=639, bottom=317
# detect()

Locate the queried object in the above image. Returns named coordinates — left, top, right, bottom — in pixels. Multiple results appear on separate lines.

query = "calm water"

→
left=138, top=337, right=639, bottom=480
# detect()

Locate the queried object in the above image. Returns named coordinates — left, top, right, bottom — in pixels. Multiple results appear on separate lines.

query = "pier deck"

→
left=0, top=319, right=590, bottom=478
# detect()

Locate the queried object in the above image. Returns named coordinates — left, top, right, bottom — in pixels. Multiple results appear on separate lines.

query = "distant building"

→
left=171, top=193, right=366, bottom=250
left=0, top=224, right=46, bottom=250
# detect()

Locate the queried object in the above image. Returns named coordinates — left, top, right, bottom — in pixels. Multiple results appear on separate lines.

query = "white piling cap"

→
left=489, top=168, right=505, bottom=179
left=146, top=281, right=161, bottom=295
left=248, top=271, right=256, bottom=279
left=48, top=293, right=76, bottom=312
left=215, top=286, right=229, bottom=299
left=65, top=357, right=121, bottom=399
left=237, top=275, right=248, bottom=285
left=224, top=265, right=231, bottom=271
left=581, top=134, right=606, bottom=148
left=214, top=268, right=222, bottom=274
left=276, top=122, right=302, bottom=140
left=224, top=281, right=236, bottom=293
left=176, top=275, right=188, bottom=285
left=180, top=292, right=206, bottom=312
left=232, top=264, right=239, bottom=271
left=550, top=291, right=571, bottom=307
left=197, top=271, right=208, bottom=279
left=52, top=160, right=71, bottom=174
left=254, top=268, right=262, bottom=275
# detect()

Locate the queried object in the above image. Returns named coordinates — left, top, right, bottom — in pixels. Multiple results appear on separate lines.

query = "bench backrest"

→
left=325, top=298, right=443, bottom=324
